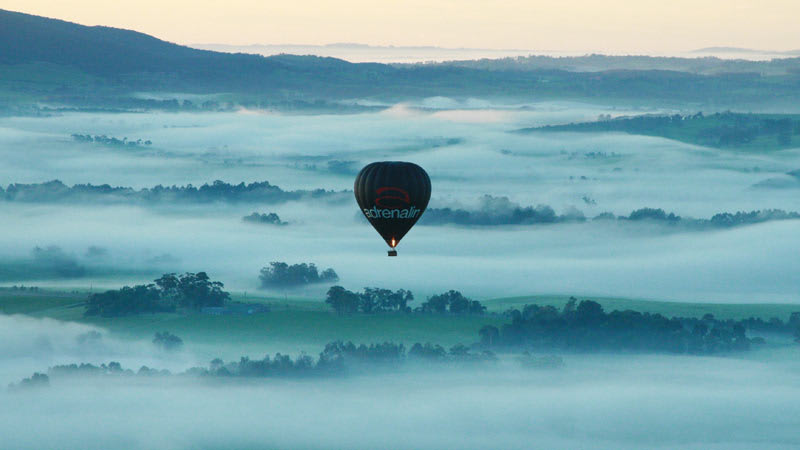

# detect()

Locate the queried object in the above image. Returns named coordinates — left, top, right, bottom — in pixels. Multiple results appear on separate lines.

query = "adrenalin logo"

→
left=363, top=186, right=421, bottom=219
left=374, top=187, right=410, bottom=208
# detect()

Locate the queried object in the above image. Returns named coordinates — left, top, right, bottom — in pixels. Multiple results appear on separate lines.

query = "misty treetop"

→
left=0, top=245, right=158, bottom=282
left=437, top=53, right=800, bottom=77
left=85, top=272, right=229, bottom=317
left=325, top=286, right=415, bottom=314
left=422, top=195, right=800, bottom=229
left=7, top=373, right=49, bottom=391
left=423, top=196, right=560, bottom=226
left=242, top=212, right=287, bottom=226
left=325, top=286, right=485, bottom=315
left=85, top=284, right=165, bottom=317
left=0, top=180, right=345, bottom=204
left=418, top=290, right=486, bottom=315
left=152, top=331, right=183, bottom=351
left=153, top=272, right=229, bottom=309
left=259, top=262, right=339, bottom=288
left=38, top=362, right=170, bottom=380
left=480, top=298, right=772, bottom=355
left=71, top=133, right=152, bottom=147
left=12, top=340, right=498, bottom=388
left=30, top=245, right=86, bottom=277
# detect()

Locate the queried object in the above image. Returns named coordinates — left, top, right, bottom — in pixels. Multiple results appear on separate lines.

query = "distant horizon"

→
left=191, top=41, right=800, bottom=64
left=193, top=41, right=800, bottom=53
left=8, top=5, right=800, bottom=64
left=2, top=1, right=799, bottom=55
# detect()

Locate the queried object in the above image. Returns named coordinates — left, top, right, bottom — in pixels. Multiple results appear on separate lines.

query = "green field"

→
left=0, top=290, right=86, bottom=315
left=3, top=288, right=798, bottom=359
left=0, top=289, right=504, bottom=357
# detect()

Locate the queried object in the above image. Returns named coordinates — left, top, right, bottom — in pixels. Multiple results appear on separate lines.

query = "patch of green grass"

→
left=3, top=289, right=798, bottom=359
left=0, top=289, right=501, bottom=355
left=0, top=289, right=85, bottom=315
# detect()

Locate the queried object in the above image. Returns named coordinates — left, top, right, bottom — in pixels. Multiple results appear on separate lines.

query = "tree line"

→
left=259, top=262, right=338, bottom=288
left=71, top=134, right=152, bottom=147
left=477, top=298, right=800, bottom=354
left=525, top=112, right=800, bottom=149
left=325, top=286, right=485, bottom=315
left=83, top=263, right=340, bottom=316
left=0, top=180, right=344, bottom=204
left=243, top=212, right=287, bottom=226
left=85, top=272, right=229, bottom=317
left=422, top=195, right=800, bottom=229
left=8, top=339, right=498, bottom=389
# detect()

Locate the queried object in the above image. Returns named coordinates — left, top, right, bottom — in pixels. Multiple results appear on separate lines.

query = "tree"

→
left=85, top=272, right=228, bottom=316
left=575, top=300, right=604, bottom=325
left=359, top=288, right=414, bottom=313
left=490, top=298, right=764, bottom=354
left=359, top=289, right=378, bottom=313
left=320, top=268, right=339, bottom=282
left=85, top=284, right=166, bottom=317
left=259, top=262, right=339, bottom=288
left=468, top=300, right=487, bottom=315
left=448, top=292, right=471, bottom=314
left=409, top=343, right=446, bottom=360
left=418, top=290, right=485, bottom=315
left=175, top=272, right=229, bottom=309
left=479, top=325, right=499, bottom=346
left=153, top=332, right=183, bottom=351
left=325, top=286, right=360, bottom=314
left=243, top=212, right=287, bottom=225
left=562, top=296, right=577, bottom=313
left=419, top=294, right=449, bottom=314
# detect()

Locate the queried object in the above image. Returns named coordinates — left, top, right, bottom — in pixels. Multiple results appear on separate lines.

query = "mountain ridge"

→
left=2, top=8, right=800, bottom=109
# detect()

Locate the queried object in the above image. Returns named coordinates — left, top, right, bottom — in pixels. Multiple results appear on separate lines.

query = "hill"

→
left=518, top=111, right=800, bottom=152
left=2, top=9, right=800, bottom=109
left=0, top=9, right=396, bottom=94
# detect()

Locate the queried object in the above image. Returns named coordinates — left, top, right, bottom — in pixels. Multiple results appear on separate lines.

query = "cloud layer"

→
left=0, top=101, right=798, bottom=302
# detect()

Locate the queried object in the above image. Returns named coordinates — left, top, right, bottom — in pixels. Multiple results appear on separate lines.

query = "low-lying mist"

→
left=4, top=351, right=800, bottom=449
left=3, top=287, right=800, bottom=449
left=0, top=315, right=198, bottom=386
left=0, top=101, right=799, bottom=301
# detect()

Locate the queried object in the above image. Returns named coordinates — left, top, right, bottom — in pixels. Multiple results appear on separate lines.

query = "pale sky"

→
left=4, top=0, right=800, bottom=53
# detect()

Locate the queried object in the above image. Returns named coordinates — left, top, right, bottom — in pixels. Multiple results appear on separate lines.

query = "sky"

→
left=4, top=0, right=800, bottom=53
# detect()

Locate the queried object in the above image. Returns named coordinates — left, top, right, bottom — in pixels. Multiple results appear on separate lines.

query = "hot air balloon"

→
left=354, top=161, right=431, bottom=256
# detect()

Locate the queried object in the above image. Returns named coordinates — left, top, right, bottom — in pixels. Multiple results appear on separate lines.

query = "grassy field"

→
left=0, top=289, right=86, bottom=315
left=0, top=289, right=504, bottom=357
left=2, top=288, right=798, bottom=358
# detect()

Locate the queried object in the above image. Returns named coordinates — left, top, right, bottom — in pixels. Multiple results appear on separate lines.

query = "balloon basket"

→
left=388, top=249, right=398, bottom=257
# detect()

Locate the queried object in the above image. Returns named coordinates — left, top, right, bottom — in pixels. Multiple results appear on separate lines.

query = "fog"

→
left=2, top=90, right=800, bottom=448
left=0, top=315, right=197, bottom=386
left=1, top=100, right=799, bottom=301
left=2, top=314, right=800, bottom=450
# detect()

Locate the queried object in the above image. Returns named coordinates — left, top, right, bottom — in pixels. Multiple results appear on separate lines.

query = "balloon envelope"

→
left=354, top=161, right=431, bottom=250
